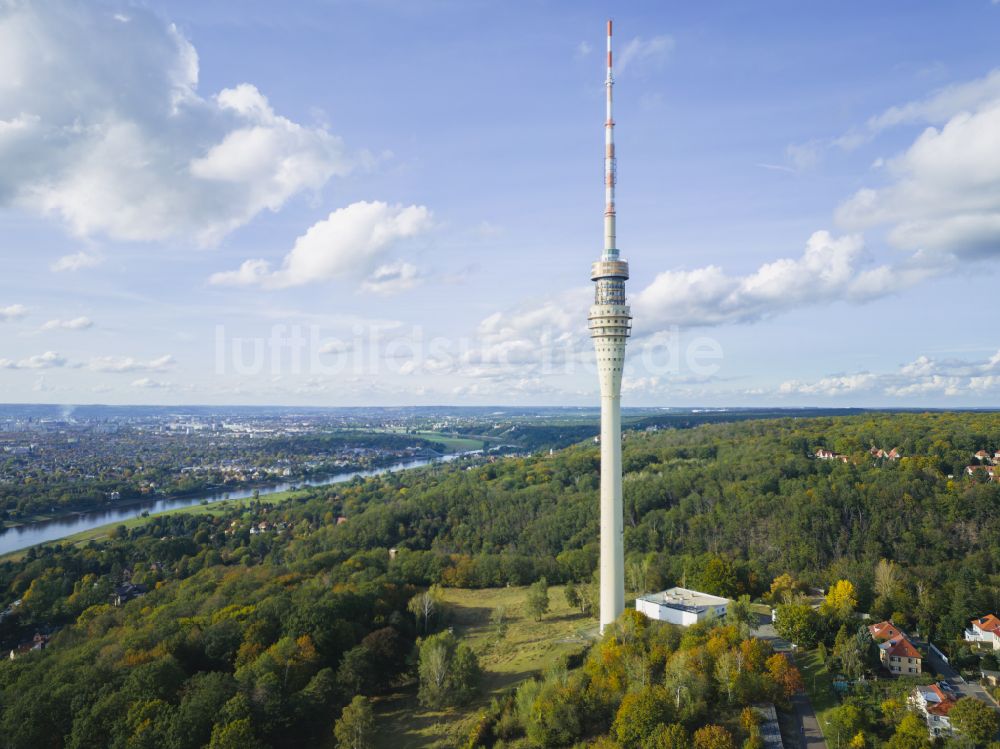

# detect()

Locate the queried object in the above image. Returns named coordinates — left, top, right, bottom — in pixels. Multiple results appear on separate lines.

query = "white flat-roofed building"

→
left=636, top=587, right=730, bottom=626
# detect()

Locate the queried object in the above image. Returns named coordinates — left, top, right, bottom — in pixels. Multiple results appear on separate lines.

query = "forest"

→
left=0, top=411, right=997, bottom=747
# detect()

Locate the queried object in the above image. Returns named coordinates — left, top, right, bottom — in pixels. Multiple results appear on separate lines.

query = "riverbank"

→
left=0, top=486, right=305, bottom=563
left=0, top=450, right=476, bottom=562
left=0, top=451, right=450, bottom=530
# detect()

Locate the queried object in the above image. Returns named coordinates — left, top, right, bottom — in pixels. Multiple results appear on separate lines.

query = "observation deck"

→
left=590, top=259, right=630, bottom=281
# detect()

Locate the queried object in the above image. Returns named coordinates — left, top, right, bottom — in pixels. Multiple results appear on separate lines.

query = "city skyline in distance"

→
left=2, top=1, right=1000, bottom=408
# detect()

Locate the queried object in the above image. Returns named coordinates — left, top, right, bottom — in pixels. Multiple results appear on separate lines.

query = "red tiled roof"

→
left=925, top=685, right=957, bottom=716
left=870, top=621, right=921, bottom=660
left=973, top=614, right=1000, bottom=634
left=869, top=621, right=903, bottom=642
left=883, top=636, right=921, bottom=660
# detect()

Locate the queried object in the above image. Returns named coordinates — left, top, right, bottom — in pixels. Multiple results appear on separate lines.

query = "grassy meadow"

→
left=374, top=585, right=599, bottom=749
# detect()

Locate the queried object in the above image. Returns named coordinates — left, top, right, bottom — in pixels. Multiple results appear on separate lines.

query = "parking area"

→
left=921, top=642, right=1000, bottom=711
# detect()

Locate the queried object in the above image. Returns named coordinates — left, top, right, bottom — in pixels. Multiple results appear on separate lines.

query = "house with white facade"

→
left=911, top=684, right=957, bottom=738
left=814, top=448, right=849, bottom=463
left=965, top=614, right=1000, bottom=651
left=965, top=465, right=997, bottom=481
left=635, top=587, right=730, bottom=627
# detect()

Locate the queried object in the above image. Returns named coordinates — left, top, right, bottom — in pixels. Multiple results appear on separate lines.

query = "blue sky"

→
left=2, top=0, right=1000, bottom=406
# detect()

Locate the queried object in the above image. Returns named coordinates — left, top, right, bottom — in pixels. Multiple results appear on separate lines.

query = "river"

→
left=0, top=452, right=468, bottom=557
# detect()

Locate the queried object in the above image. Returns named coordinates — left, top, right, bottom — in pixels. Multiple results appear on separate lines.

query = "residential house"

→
left=974, top=450, right=992, bottom=462
left=869, top=621, right=922, bottom=675
left=965, top=614, right=1000, bottom=651
left=110, top=582, right=148, bottom=607
left=8, top=632, right=51, bottom=661
left=911, top=684, right=957, bottom=738
left=965, top=465, right=997, bottom=481
left=814, top=449, right=849, bottom=463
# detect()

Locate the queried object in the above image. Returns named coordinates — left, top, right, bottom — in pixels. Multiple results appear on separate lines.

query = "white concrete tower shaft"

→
left=589, top=19, right=631, bottom=634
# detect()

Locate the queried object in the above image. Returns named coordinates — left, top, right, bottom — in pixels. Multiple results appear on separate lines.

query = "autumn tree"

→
left=333, top=696, right=375, bottom=749
left=948, top=697, right=1000, bottom=746
left=525, top=678, right=585, bottom=748
left=664, top=649, right=711, bottom=723
left=644, top=723, right=691, bottom=749
left=407, top=585, right=444, bottom=634
left=873, top=558, right=903, bottom=616
left=768, top=573, right=798, bottom=604
left=821, top=579, right=858, bottom=622
left=774, top=602, right=821, bottom=648
left=765, top=653, right=803, bottom=702
left=729, top=594, right=756, bottom=634
left=825, top=705, right=862, bottom=749
left=612, top=685, right=674, bottom=748
left=886, top=713, right=931, bottom=749
left=692, top=724, right=736, bottom=749
left=208, top=719, right=265, bottom=749
left=417, top=631, right=481, bottom=708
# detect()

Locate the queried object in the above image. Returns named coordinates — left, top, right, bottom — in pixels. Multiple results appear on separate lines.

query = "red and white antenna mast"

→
left=604, top=18, right=617, bottom=259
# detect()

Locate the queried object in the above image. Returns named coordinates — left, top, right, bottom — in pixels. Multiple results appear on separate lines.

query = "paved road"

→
left=790, top=684, right=829, bottom=749
left=753, top=618, right=829, bottom=749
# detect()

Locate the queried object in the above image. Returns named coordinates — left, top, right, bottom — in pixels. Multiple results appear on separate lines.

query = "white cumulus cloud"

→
left=210, top=201, right=432, bottom=289
left=130, top=377, right=171, bottom=389
left=776, top=349, right=1000, bottom=399
left=778, top=373, right=878, bottom=396
left=41, top=316, right=93, bottom=331
left=360, top=261, right=422, bottom=295
left=50, top=251, right=102, bottom=272
left=633, top=231, right=932, bottom=329
left=0, top=304, right=28, bottom=321
left=838, top=101, right=1000, bottom=258
left=0, top=351, right=67, bottom=369
left=0, top=1, right=350, bottom=245
left=864, top=68, right=1000, bottom=138
left=88, top=354, right=174, bottom=373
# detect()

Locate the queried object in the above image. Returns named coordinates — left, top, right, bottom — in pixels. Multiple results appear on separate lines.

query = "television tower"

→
left=589, top=18, right=631, bottom=634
